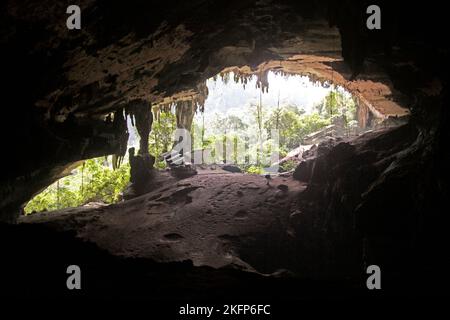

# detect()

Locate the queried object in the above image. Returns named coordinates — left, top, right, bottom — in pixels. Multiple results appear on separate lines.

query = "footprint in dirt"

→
left=162, top=233, right=184, bottom=242
left=234, top=209, right=248, bottom=219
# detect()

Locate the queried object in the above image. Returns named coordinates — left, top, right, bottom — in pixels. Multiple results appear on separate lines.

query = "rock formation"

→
left=0, top=0, right=448, bottom=303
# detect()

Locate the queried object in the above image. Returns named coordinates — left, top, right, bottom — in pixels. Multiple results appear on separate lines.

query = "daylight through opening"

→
left=24, top=70, right=397, bottom=214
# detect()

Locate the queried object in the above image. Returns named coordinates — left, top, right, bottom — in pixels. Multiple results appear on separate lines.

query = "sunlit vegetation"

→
left=149, top=111, right=177, bottom=169
left=161, top=88, right=355, bottom=173
left=148, top=88, right=357, bottom=173
left=24, top=158, right=130, bottom=214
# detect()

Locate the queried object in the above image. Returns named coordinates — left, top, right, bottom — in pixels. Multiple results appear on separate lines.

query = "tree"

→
left=225, top=115, right=248, bottom=132
left=265, top=107, right=299, bottom=150
left=25, top=157, right=130, bottom=214
left=317, top=89, right=357, bottom=122
left=265, top=106, right=332, bottom=151
left=297, top=113, right=331, bottom=139
left=149, top=111, right=177, bottom=168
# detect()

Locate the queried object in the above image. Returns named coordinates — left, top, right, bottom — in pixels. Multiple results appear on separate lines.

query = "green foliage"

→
left=279, top=159, right=298, bottom=172
left=323, top=90, right=341, bottom=116
left=24, top=158, right=130, bottom=214
left=149, top=111, right=177, bottom=169
left=24, top=183, right=80, bottom=214
left=194, top=93, right=356, bottom=173
left=297, top=113, right=331, bottom=139
left=223, top=115, right=248, bottom=132
left=264, top=107, right=331, bottom=149
left=81, top=158, right=130, bottom=204
left=245, top=165, right=264, bottom=175
left=209, top=113, right=248, bottom=136
left=316, top=89, right=357, bottom=121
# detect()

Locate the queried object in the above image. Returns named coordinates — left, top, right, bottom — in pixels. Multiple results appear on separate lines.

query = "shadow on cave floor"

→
left=0, top=222, right=440, bottom=304
left=0, top=222, right=445, bottom=320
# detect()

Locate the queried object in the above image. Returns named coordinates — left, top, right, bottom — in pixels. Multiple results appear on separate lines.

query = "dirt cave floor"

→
left=20, top=172, right=307, bottom=275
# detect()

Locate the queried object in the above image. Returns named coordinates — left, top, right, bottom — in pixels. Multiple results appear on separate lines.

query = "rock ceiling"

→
left=2, top=0, right=409, bottom=121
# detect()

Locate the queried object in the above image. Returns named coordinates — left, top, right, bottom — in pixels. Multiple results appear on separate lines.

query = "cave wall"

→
left=0, top=111, right=129, bottom=222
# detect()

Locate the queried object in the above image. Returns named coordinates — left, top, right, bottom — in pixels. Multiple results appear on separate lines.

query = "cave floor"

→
left=20, top=172, right=306, bottom=275
left=9, top=126, right=444, bottom=303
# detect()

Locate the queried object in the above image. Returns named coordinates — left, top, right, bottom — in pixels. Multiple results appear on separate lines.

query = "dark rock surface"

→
left=222, top=165, right=242, bottom=173
left=0, top=222, right=376, bottom=305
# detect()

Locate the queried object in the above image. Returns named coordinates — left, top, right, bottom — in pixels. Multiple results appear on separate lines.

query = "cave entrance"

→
left=153, top=70, right=368, bottom=174
left=24, top=116, right=139, bottom=214
left=24, top=67, right=406, bottom=215
left=24, top=156, right=130, bottom=214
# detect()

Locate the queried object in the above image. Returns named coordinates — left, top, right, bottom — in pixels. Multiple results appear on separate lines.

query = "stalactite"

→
left=153, top=80, right=208, bottom=116
left=126, top=100, right=153, bottom=156
left=112, top=154, right=124, bottom=170
left=256, top=69, right=269, bottom=93
left=112, top=109, right=129, bottom=162
left=125, top=100, right=155, bottom=197
left=194, top=82, right=208, bottom=113
left=152, top=106, right=160, bottom=122
left=175, top=100, right=197, bottom=130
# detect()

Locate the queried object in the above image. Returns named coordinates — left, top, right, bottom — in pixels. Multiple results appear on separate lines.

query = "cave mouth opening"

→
left=24, top=70, right=397, bottom=215
left=153, top=70, right=371, bottom=173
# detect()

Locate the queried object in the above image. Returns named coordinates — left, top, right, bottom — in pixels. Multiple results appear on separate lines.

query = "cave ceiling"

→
left=2, top=0, right=416, bottom=121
